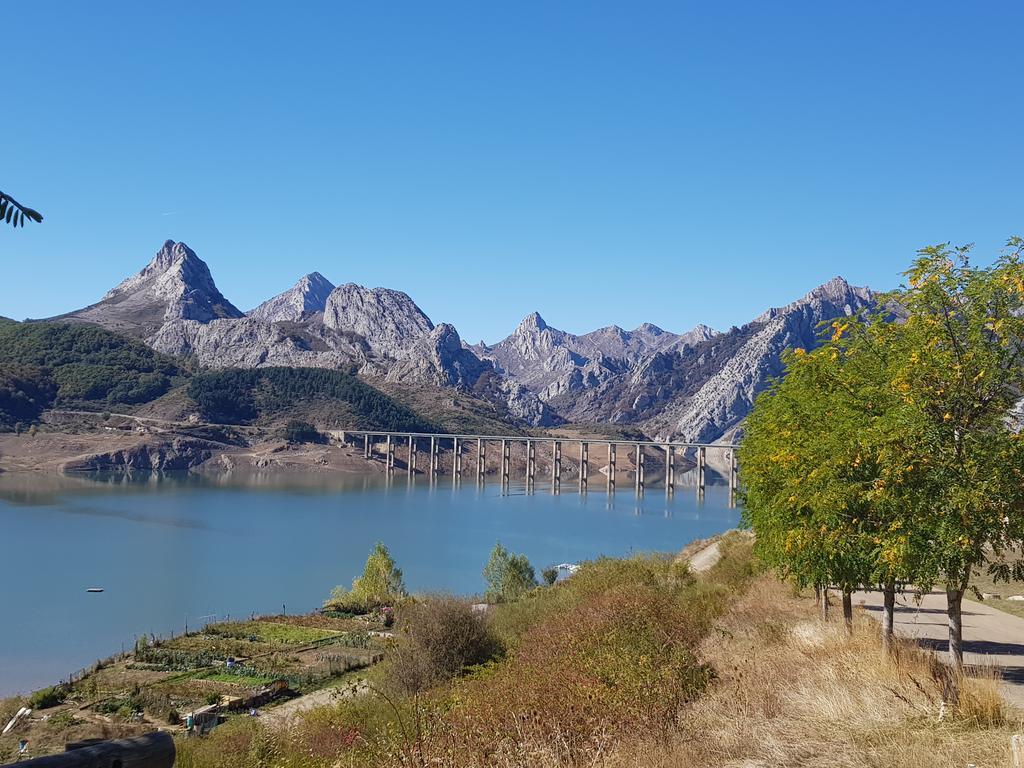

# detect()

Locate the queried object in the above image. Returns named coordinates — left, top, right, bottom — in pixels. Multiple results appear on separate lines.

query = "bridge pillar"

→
left=635, top=444, right=644, bottom=496
left=729, top=448, right=738, bottom=507
left=429, top=436, right=438, bottom=482
left=607, top=443, right=616, bottom=493
left=551, top=441, right=561, bottom=494
left=526, top=440, right=535, bottom=492
left=386, top=435, right=394, bottom=473
left=579, top=441, right=588, bottom=493
left=408, top=435, right=416, bottom=476
left=477, top=438, right=485, bottom=483
left=697, top=446, right=706, bottom=500
left=501, top=439, right=510, bottom=489
left=453, top=437, right=462, bottom=485
left=665, top=445, right=674, bottom=496
left=363, top=433, right=369, bottom=459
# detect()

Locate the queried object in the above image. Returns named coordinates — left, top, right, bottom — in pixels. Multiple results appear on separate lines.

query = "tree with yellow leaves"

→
left=743, top=237, right=1024, bottom=672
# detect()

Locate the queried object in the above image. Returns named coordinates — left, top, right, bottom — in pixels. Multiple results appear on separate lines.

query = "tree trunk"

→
left=820, top=585, right=831, bottom=620
left=814, top=584, right=821, bottom=607
left=947, top=584, right=965, bottom=673
left=842, top=589, right=853, bottom=633
left=881, top=580, right=896, bottom=653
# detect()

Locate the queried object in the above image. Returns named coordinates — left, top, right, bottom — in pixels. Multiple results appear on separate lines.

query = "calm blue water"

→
left=0, top=471, right=739, bottom=696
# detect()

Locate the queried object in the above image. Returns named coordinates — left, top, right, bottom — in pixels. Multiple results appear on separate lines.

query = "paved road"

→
left=855, top=590, right=1024, bottom=707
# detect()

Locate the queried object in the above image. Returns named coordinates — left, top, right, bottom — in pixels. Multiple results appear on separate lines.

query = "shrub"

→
left=382, top=596, right=500, bottom=695
left=327, top=542, right=407, bottom=614
left=541, top=566, right=558, bottom=586
left=28, top=686, right=66, bottom=709
left=283, top=419, right=322, bottom=444
left=483, top=542, right=536, bottom=603
left=445, top=583, right=714, bottom=761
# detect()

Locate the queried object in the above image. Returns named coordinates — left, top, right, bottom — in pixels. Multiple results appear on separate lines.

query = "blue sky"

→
left=2, top=2, right=1022, bottom=343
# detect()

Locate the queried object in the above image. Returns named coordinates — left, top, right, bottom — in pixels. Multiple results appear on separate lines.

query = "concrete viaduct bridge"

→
left=332, top=430, right=740, bottom=505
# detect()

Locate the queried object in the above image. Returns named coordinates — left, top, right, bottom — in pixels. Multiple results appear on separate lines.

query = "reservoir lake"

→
left=0, top=471, right=740, bottom=696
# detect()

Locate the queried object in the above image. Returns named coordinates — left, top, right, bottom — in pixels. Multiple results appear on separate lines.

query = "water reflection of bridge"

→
left=332, top=430, right=739, bottom=506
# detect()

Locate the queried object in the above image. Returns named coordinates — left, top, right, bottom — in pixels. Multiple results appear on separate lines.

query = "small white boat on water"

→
left=86, top=587, right=104, bottom=593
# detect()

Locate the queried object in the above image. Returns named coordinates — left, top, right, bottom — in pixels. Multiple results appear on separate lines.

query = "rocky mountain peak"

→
left=322, top=283, right=434, bottom=357
left=633, top=322, right=665, bottom=336
left=517, top=311, right=548, bottom=332
left=248, top=271, right=335, bottom=323
left=755, top=276, right=873, bottom=323
left=57, top=240, right=242, bottom=335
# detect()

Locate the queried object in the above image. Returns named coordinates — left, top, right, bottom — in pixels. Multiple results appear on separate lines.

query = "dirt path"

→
left=854, top=590, right=1024, bottom=707
left=686, top=540, right=723, bottom=573
left=260, top=681, right=368, bottom=726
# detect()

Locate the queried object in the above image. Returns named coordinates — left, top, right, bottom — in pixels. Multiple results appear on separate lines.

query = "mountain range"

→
left=45, top=239, right=874, bottom=441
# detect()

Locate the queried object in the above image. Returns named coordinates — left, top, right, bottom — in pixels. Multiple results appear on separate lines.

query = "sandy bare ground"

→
left=854, top=590, right=1024, bottom=707
left=686, top=539, right=724, bottom=573
left=260, top=681, right=368, bottom=726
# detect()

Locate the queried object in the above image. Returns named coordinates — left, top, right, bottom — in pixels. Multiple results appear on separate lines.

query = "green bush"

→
left=283, top=419, right=323, bottom=444
left=541, top=566, right=558, bottom=586
left=382, top=596, right=500, bottom=695
left=27, top=685, right=66, bottom=709
left=483, top=542, right=536, bottom=603
left=327, top=542, right=407, bottom=613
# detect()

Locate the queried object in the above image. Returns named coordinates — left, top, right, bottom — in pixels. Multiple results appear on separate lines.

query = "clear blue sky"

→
left=2, top=2, right=1022, bottom=343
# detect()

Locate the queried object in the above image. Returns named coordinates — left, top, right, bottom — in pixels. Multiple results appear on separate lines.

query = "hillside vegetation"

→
left=169, top=535, right=1018, bottom=768
left=0, top=321, right=437, bottom=434
left=0, top=321, right=183, bottom=428
left=186, top=367, right=437, bottom=432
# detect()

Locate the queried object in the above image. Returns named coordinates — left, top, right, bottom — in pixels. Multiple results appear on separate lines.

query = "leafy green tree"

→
left=483, top=542, right=537, bottom=603
left=0, top=190, right=43, bottom=228
left=877, top=240, right=1024, bottom=670
left=741, top=338, right=908, bottom=637
left=743, top=237, right=1024, bottom=671
left=328, top=542, right=407, bottom=613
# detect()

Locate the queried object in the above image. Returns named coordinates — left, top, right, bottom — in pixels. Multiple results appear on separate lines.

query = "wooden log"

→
left=2, top=732, right=175, bottom=768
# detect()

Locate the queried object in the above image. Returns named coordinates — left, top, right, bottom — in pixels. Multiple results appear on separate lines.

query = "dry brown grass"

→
left=601, top=576, right=1023, bottom=768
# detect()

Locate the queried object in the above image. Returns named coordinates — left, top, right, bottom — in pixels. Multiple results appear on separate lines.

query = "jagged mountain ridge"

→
left=48, top=239, right=876, bottom=440
left=475, top=277, right=873, bottom=442
left=474, top=313, right=718, bottom=400
left=55, top=241, right=556, bottom=427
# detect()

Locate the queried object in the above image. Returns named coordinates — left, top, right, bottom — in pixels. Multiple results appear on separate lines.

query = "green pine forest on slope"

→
left=0, top=319, right=437, bottom=434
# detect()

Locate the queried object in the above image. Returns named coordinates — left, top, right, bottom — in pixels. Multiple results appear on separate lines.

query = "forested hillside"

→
left=0, top=321, right=437, bottom=433
left=187, top=367, right=438, bottom=432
